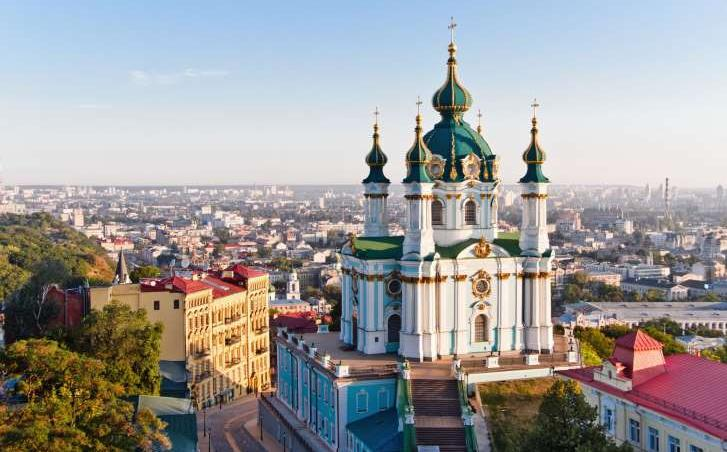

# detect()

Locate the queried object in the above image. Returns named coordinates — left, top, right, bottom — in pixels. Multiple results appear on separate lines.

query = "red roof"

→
left=197, top=276, right=243, bottom=299
left=272, top=313, right=317, bottom=333
left=615, top=330, right=663, bottom=351
left=561, top=354, right=727, bottom=440
left=228, top=264, right=266, bottom=279
left=141, top=276, right=209, bottom=294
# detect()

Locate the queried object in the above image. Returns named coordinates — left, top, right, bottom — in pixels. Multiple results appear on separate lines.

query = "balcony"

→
left=195, top=371, right=212, bottom=382
left=256, top=347, right=268, bottom=355
left=224, top=317, right=232, bottom=324
left=225, top=336, right=241, bottom=346
left=193, top=349, right=211, bottom=359
left=226, top=357, right=242, bottom=367
left=255, top=327, right=268, bottom=335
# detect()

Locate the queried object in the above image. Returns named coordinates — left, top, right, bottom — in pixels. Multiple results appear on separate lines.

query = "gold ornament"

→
left=474, top=236, right=491, bottom=258
left=471, top=269, right=492, bottom=299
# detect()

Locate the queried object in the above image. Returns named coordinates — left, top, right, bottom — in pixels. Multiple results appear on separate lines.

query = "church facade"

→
left=339, top=36, right=554, bottom=361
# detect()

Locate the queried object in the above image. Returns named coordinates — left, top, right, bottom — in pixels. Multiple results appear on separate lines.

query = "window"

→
left=668, top=436, right=681, bottom=452
left=629, top=419, right=641, bottom=443
left=355, top=391, right=368, bottom=413
left=474, top=315, right=488, bottom=342
left=153, top=300, right=160, bottom=310
left=432, top=200, right=444, bottom=225
left=689, top=446, right=703, bottom=452
left=464, top=199, right=477, bottom=225
left=173, top=299, right=180, bottom=309
left=649, top=427, right=660, bottom=452
left=603, top=407, right=614, bottom=434
left=378, top=389, right=388, bottom=411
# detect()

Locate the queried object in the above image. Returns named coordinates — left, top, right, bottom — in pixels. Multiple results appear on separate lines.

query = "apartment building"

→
left=89, top=264, right=270, bottom=408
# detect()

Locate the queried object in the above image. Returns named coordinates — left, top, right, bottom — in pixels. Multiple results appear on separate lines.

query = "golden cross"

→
left=531, top=98, right=540, bottom=118
left=416, top=96, right=422, bottom=115
left=477, top=109, right=483, bottom=133
left=373, top=107, right=380, bottom=126
left=449, top=17, right=457, bottom=43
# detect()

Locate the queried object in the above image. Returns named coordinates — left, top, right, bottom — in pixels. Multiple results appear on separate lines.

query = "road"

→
left=196, top=395, right=266, bottom=452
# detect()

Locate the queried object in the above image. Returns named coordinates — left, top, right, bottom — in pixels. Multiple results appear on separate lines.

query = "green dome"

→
left=423, top=41, right=496, bottom=183
left=432, top=43, right=473, bottom=114
left=363, top=123, right=390, bottom=184
left=403, top=114, right=433, bottom=184
left=519, top=117, right=550, bottom=183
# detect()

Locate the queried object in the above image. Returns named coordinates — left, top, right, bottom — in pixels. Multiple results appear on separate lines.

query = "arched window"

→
left=387, top=314, right=401, bottom=343
left=464, top=199, right=477, bottom=225
left=431, top=200, right=444, bottom=225
left=474, top=314, right=488, bottom=342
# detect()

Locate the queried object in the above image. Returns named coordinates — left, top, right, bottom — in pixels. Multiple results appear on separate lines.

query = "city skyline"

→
left=1, top=1, right=726, bottom=187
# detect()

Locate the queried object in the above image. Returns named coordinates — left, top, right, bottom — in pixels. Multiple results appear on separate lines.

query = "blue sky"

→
left=0, top=1, right=725, bottom=187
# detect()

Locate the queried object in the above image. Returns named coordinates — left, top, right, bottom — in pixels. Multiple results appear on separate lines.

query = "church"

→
left=339, top=28, right=554, bottom=361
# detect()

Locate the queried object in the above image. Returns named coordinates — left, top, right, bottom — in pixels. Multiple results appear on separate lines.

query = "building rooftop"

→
left=561, top=351, right=727, bottom=440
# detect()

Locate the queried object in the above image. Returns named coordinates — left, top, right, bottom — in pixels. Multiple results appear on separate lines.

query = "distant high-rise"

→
left=664, top=177, right=672, bottom=224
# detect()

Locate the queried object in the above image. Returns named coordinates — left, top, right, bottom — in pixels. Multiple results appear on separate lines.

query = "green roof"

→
left=435, top=238, right=479, bottom=258
left=350, top=233, right=528, bottom=260
left=403, top=116, right=433, bottom=184
left=363, top=124, right=390, bottom=184
left=347, top=408, right=401, bottom=452
left=493, top=232, right=522, bottom=257
left=519, top=118, right=549, bottom=184
left=432, top=43, right=473, bottom=115
left=352, top=236, right=404, bottom=260
left=424, top=117, right=495, bottom=182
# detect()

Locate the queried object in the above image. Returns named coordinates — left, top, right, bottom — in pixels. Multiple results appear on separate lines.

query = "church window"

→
left=356, top=391, right=368, bottom=413
left=464, top=200, right=477, bottom=225
left=474, top=315, right=488, bottom=342
left=153, top=300, right=160, bottom=311
left=432, top=200, right=444, bottom=225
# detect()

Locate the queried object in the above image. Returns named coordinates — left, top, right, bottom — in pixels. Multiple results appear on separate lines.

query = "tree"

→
left=525, top=379, right=631, bottom=452
left=302, top=286, right=322, bottom=300
left=574, top=328, right=614, bottom=359
left=601, top=324, right=632, bottom=339
left=130, top=265, right=161, bottom=283
left=641, top=318, right=682, bottom=337
left=702, top=345, right=727, bottom=363
left=0, top=339, right=170, bottom=451
left=640, top=327, right=685, bottom=355
left=70, top=301, right=164, bottom=395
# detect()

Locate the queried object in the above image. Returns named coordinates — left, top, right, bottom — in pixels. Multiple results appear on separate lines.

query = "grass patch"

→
left=479, top=377, right=555, bottom=452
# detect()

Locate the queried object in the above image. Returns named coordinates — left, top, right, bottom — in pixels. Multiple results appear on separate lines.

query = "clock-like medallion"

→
left=471, top=269, right=492, bottom=300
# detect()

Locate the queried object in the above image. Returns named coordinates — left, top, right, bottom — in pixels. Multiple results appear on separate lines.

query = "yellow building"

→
left=90, top=265, right=270, bottom=407
left=561, top=330, right=727, bottom=452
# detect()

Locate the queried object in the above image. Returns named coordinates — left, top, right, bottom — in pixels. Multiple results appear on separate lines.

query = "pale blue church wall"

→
left=344, top=378, right=396, bottom=424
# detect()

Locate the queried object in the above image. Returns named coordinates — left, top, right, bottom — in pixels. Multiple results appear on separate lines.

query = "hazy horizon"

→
left=1, top=1, right=725, bottom=187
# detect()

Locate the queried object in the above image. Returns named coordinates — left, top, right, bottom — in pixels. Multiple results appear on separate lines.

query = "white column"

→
left=403, top=183, right=435, bottom=259
left=363, top=182, right=390, bottom=237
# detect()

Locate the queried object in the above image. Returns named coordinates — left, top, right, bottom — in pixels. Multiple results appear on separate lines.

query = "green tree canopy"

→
left=130, top=265, right=161, bottom=283
left=525, top=379, right=631, bottom=452
left=70, top=301, right=164, bottom=395
left=0, top=339, right=170, bottom=451
left=574, top=327, right=615, bottom=359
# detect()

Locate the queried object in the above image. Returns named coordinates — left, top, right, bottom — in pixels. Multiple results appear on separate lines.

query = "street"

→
left=196, top=395, right=267, bottom=452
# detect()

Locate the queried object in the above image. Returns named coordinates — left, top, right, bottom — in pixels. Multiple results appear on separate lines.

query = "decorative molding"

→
left=453, top=274, right=467, bottom=281
left=497, top=272, right=511, bottom=280
left=521, top=193, right=548, bottom=199
left=471, top=269, right=492, bottom=300
left=404, top=194, right=435, bottom=200
left=473, top=236, right=492, bottom=258
left=363, top=193, right=388, bottom=199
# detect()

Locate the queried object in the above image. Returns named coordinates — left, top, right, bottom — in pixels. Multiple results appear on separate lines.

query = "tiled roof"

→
left=615, top=330, right=663, bottom=351
left=197, top=276, right=243, bottom=299
left=227, top=264, right=267, bottom=279
left=141, top=276, right=209, bottom=294
left=561, top=354, right=727, bottom=440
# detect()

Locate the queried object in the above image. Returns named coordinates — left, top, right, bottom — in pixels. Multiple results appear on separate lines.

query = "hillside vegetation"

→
left=0, top=213, right=113, bottom=301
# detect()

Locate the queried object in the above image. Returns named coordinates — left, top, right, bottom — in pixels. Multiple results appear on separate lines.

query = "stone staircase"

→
left=411, top=379, right=467, bottom=451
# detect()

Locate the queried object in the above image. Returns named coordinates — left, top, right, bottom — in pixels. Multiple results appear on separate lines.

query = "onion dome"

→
left=423, top=36, right=496, bottom=183
left=519, top=113, right=550, bottom=184
left=403, top=112, right=433, bottom=184
left=362, top=116, right=390, bottom=184
left=432, top=42, right=472, bottom=114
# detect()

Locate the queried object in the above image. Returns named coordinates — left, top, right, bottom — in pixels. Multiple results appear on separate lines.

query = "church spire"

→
left=403, top=98, right=433, bottom=184
left=432, top=18, right=472, bottom=117
left=113, top=250, right=131, bottom=284
left=519, top=99, right=550, bottom=184
left=363, top=107, right=390, bottom=184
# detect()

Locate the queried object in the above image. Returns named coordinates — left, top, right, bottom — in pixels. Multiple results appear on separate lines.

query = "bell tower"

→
left=519, top=100, right=550, bottom=256
left=362, top=107, right=391, bottom=237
